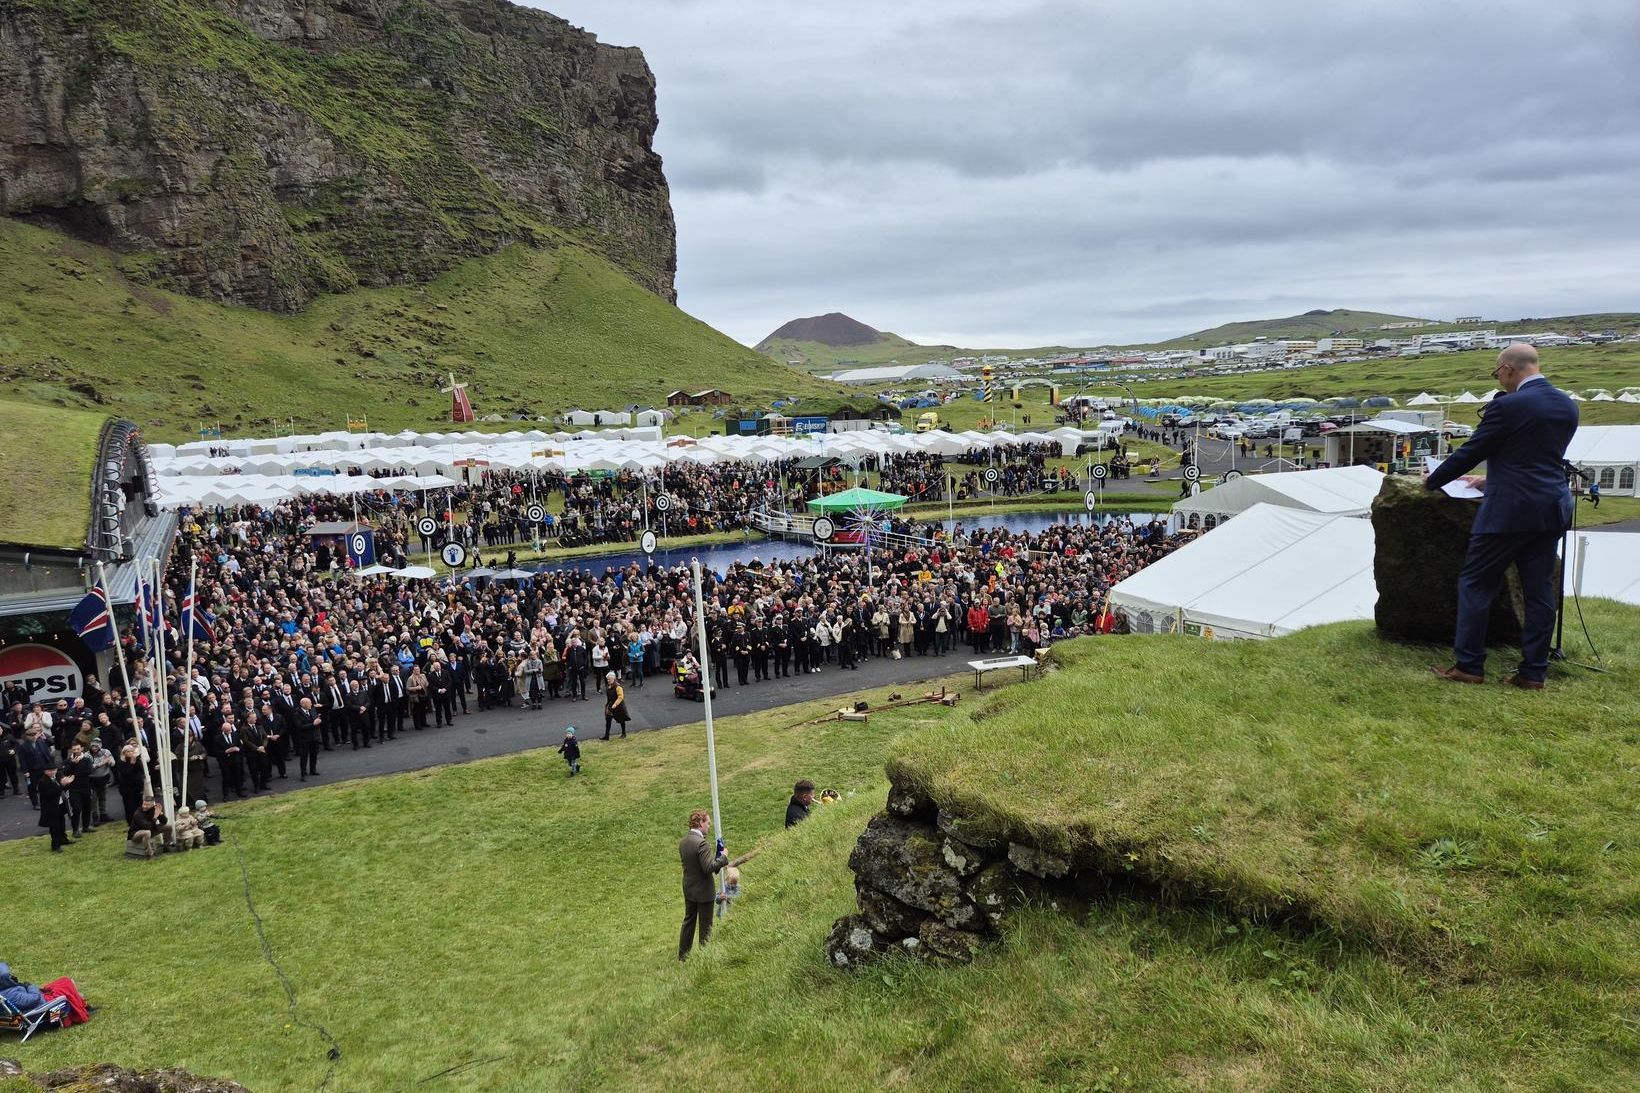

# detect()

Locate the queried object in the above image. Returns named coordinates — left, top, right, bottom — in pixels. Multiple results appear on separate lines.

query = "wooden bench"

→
left=968, top=654, right=1041, bottom=691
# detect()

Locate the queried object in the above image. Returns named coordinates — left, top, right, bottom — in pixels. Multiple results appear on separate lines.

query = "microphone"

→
left=1562, top=461, right=1592, bottom=482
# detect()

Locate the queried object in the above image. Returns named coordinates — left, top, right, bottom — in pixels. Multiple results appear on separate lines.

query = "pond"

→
left=529, top=508, right=1163, bottom=576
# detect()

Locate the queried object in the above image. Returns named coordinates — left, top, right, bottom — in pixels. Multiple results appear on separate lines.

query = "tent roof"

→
left=1173, top=465, right=1384, bottom=519
left=1109, top=504, right=1377, bottom=639
left=1564, top=531, right=1640, bottom=605
left=806, top=486, right=908, bottom=512
left=1565, top=425, right=1640, bottom=464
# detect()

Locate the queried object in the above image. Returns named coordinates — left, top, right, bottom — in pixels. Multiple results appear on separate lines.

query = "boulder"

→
left=824, top=914, right=880, bottom=968
left=965, top=861, right=1020, bottom=930
left=31, top=1062, right=250, bottom=1091
left=917, top=920, right=985, bottom=962
left=856, top=884, right=925, bottom=941
left=1008, top=841, right=1072, bottom=879
left=1371, top=476, right=1524, bottom=646
left=849, top=815, right=964, bottom=917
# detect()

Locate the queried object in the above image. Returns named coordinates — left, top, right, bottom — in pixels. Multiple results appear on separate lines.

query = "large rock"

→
left=856, top=883, right=925, bottom=941
left=1371, top=476, right=1524, bottom=646
left=849, top=815, right=964, bottom=918
left=824, top=914, right=880, bottom=968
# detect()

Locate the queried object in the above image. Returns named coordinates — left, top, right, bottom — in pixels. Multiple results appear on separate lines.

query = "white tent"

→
left=1171, top=465, right=1384, bottom=528
left=1406, top=392, right=1442, bottom=406
left=1450, top=391, right=1481, bottom=404
left=1109, top=504, right=1377, bottom=640
left=1565, top=531, right=1640, bottom=605
left=1566, top=425, right=1640, bottom=496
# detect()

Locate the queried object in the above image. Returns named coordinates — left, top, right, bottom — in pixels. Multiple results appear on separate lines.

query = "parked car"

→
left=1441, top=421, right=1474, bottom=438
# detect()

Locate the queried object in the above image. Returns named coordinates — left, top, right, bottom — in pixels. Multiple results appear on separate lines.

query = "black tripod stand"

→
left=1551, top=462, right=1603, bottom=669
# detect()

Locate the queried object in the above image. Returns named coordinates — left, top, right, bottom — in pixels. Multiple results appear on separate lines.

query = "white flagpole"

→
left=689, top=560, right=726, bottom=900
left=151, top=557, right=176, bottom=814
left=98, top=561, right=153, bottom=799
left=179, top=554, right=198, bottom=811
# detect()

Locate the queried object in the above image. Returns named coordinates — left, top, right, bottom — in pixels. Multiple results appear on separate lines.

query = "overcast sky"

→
left=532, top=0, right=1639, bottom=348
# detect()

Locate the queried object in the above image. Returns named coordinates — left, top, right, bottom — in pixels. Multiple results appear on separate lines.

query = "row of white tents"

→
left=150, top=424, right=1108, bottom=483
left=1406, top=389, right=1640, bottom=406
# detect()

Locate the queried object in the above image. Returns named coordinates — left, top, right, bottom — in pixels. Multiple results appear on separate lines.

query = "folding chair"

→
left=0, top=992, right=70, bottom=1041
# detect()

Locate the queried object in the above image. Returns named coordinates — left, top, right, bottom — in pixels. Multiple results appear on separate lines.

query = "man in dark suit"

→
left=210, top=716, right=247, bottom=799
left=1426, top=344, right=1578, bottom=689
left=677, top=808, right=728, bottom=962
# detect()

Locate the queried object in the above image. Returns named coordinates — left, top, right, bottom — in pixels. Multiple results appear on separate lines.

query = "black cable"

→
left=417, top=1055, right=507, bottom=1084
left=228, top=829, right=343, bottom=1090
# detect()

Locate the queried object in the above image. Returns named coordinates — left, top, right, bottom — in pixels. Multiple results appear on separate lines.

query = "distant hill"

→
left=758, top=312, right=909, bottom=349
left=1159, top=308, right=1436, bottom=349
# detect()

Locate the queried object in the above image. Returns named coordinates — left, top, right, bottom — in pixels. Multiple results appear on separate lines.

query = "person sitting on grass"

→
left=125, top=797, right=174, bottom=859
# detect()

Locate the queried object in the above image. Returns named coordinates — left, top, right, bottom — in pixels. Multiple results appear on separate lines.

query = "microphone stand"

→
left=1551, top=461, right=1604, bottom=670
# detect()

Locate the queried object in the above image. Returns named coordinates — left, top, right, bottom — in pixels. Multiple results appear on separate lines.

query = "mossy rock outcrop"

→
left=1371, top=476, right=1524, bottom=646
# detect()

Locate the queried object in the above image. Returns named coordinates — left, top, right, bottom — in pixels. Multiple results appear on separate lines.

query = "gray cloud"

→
left=532, top=0, right=1640, bottom=346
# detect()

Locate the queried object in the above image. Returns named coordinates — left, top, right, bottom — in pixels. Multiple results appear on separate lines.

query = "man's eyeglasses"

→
left=1491, top=363, right=1511, bottom=380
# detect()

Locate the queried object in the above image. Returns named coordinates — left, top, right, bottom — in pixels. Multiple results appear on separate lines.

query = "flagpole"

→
left=151, top=557, right=176, bottom=814
left=98, top=560, right=153, bottom=799
left=179, top=554, right=198, bottom=811
left=689, top=560, right=726, bottom=905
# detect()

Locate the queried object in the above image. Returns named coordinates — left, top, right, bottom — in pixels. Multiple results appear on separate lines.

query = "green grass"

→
left=0, top=220, right=835, bottom=442
left=0, top=398, right=107, bottom=548
left=7, top=605, right=1636, bottom=1089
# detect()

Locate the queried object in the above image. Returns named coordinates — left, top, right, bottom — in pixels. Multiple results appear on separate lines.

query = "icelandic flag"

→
left=138, top=578, right=169, bottom=650
left=180, top=579, right=215, bottom=643
left=69, top=585, right=116, bottom=652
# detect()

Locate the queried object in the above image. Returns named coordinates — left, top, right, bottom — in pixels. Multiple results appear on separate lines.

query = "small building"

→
left=633, top=408, right=671, bottom=428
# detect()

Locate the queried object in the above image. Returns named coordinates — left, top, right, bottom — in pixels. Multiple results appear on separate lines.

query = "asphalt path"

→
left=1, top=649, right=978, bottom=843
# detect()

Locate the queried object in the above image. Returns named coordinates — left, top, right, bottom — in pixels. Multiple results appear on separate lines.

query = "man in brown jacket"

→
left=678, top=808, right=728, bottom=961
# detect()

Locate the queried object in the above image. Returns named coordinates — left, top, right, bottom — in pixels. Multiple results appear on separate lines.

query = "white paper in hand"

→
left=1425, top=457, right=1483, bottom=500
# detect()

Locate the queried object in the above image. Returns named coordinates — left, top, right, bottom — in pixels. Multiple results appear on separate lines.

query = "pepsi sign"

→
left=0, top=642, right=85, bottom=700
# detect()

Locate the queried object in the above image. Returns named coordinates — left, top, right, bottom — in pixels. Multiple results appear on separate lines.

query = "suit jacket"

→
left=678, top=828, right=727, bottom=902
left=1426, top=377, right=1578, bottom=533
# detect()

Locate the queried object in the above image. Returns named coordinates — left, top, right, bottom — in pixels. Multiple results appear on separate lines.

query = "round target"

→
left=1222, top=469, right=1243, bottom=482
left=983, top=467, right=1000, bottom=485
left=416, top=516, right=438, bottom=538
left=640, top=530, right=658, bottom=555
left=527, top=503, right=546, bottom=523
left=654, top=494, right=673, bottom=513
left=812, top=516, right=835, bottom=543
left=440, top=542, right=468, bottom=568
left=350, top=533, right=367, bottom=556
left=1183, top=464, right=1202, bottom=482
left=1083, top=490, right=1098, bottom=513
left=1091, top=463, right=1109, bottom=481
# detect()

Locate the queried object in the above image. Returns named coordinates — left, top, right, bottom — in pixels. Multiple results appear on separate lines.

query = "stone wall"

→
left=826, top=780, right=1072, bottom=967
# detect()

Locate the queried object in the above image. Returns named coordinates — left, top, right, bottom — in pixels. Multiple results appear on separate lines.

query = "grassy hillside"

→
left=0, top=220, right=835, bottom=441
left=7, top=603, right=1635, bottom=1090
left=0, top=399, right=106, bottom=549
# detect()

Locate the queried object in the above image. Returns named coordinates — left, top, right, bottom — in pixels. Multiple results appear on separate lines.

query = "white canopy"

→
left=1566, top=531, right=1640, bottom=605
left=1109, top=503, right=1377, bottom=640
left=1405, top=392, right=1443, bottom=406
left=1449, top=391, right=1481, bottom=404
left=1172, top=465, right=1384, bottom=525
left=391, top=565, right=438, bottom=580
left=1565, top=425, right=1640, bottom=465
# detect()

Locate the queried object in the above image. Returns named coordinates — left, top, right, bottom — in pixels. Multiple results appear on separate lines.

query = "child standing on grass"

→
left=557, top=727, right=581, bottom=777
left=715, top=865, right=741, bottom=920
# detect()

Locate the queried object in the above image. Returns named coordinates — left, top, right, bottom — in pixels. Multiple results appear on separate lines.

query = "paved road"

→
left=1, top=650, right=979, bottom=843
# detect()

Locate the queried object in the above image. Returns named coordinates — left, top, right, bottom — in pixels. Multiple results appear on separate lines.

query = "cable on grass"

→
left=417, top=1055, right=508, bottom=1083
left=228, top=828, right=343, bottom=1091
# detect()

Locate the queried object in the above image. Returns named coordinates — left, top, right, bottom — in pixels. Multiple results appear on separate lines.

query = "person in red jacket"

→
left=966, top=601, right=990, bottom=654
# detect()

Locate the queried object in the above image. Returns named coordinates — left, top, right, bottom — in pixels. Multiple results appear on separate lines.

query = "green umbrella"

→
left=806, top=486, right=908, bottom=513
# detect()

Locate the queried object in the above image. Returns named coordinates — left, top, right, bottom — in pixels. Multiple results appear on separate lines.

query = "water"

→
left=528, top=509, right=1161, bottom=576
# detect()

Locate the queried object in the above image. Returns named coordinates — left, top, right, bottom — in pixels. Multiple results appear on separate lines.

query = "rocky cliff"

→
left=0, top=0, right=676, bottom=310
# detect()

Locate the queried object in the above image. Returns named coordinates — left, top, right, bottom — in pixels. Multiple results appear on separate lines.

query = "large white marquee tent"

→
left=1109, top=503, right=1377, bottom=639
left=1171, top=465, right=1384, bottom=529
left=1566, top=531, right=1640, bottom=605
left=1565, top=425, right=1640, bottom=496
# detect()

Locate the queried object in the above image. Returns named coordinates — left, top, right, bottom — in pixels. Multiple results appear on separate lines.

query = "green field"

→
left=0, top=399, right=107, bottom=549
left=8, top=601, right=1635, bottom=1090
left=0, top=220, right=834, bottom=443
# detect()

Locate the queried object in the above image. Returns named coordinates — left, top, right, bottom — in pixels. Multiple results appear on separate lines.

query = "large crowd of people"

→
left=4, top=462, right=1184, bottom=851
